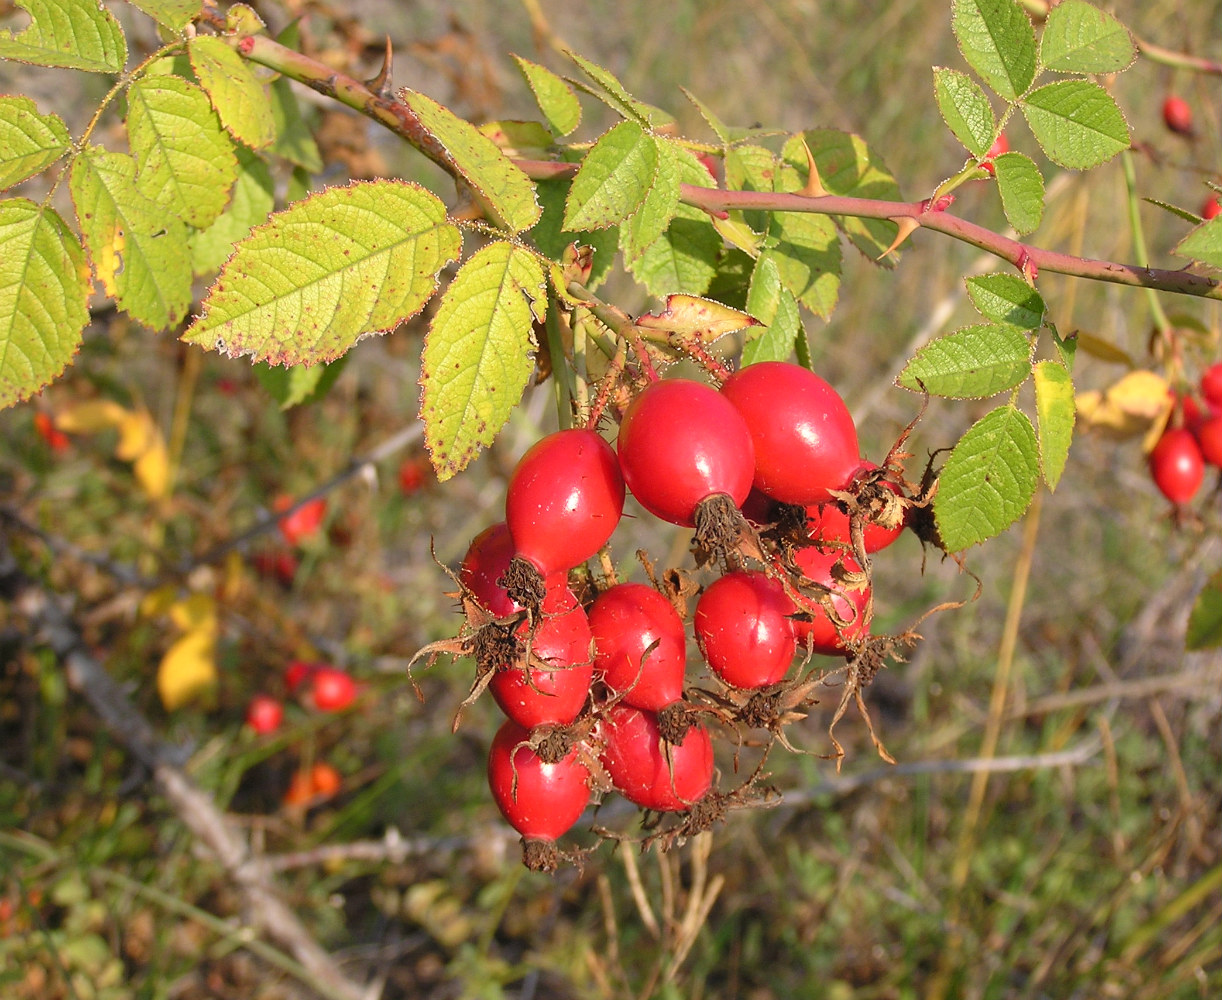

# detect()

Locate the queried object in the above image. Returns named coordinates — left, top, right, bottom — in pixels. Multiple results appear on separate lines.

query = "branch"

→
left=4, top=556, right=368, bottom=1000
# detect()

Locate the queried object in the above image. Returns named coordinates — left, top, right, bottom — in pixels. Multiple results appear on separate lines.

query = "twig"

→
left=7, top=561, right=368, bottom=1000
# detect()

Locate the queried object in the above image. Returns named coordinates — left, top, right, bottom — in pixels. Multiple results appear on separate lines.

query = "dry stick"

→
left=11, top=579, right=368, bottom=1000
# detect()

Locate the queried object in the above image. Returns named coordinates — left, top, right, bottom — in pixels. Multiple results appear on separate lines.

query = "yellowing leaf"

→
left=113, top=408, right=170, bottom=499
left=157, top=628, right=218, bottom=711
left=1075, top=370, right=1171, bottom=439
left=635, top=294, right=760, bottom=344
left=55, top=398, right=127, bottom=433
left=1105, top=370, right=1170, bottom=420
left=134, top=436, right=170, bottom=499
left=168, top=593, right=218, bottom=632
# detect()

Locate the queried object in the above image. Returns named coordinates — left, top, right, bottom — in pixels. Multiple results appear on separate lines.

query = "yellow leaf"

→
left=133, top=434, right=170, bottom=499
left=168, top=593, right=217, bottom=633
left=55, top=399, right=127, bottom=434
left=157, top=629, right=218, bottom=710
left=115, top=409, right=157, bottom=461
left=1076, top=371, right=1171, bottom=440
left=1106, top=370, right=1170, bottom=420
left=95, top=224, right=126, bottom=299
left=140, top=585, right=179, bottom=618
left=115, top=409, right=170, bottom=499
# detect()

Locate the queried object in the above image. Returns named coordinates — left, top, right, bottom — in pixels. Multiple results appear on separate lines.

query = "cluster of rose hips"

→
left=1149, top=362, right=1222, bottom=506
left=427, top=361, right=912, bottom=871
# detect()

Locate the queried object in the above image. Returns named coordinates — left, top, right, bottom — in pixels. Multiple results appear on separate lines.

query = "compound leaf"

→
left=966, top=272, right=1045, bottom=328
left=0, top=0, right=125, bottom=72
left=513, top=55, right=581, bottom=137
left=742, top=252, right=802, bottom=364
left=935, top=67, right=997, bottom=157
left=0, top=199, right=90, bottom=408
left=564, top=120, right=656, bottom=231
left=627, top=154, right=722, bottom=297
left=934, top=404, right=1040, bottom=550
left=399, top=89, right=541, bottom=234
left=70, top=148, right=193, bottom=330
left=419, top=241, right=546, bottom=480
left=1174, top=217, right=1222, bottom=270
left=127, top=75, right=237, bottom=229
left=1021, top=79, right=1130, bottom=169
left=952, top=0, right=1038, bottom=101
left=183, top=179, right=461, bottom=365
left=620, top=135, right=680, bottom=261
left=897, top=322, right=1032, bottom=398
left=0, top=96, right=69, bottom=191
left=992, top=150, right=1045, bottom=234
left=189, top=35, right=276, bottom=149
left=1033, top=359, right=1074, bottom=490
left=1039, top=0, right=1136, bottom=74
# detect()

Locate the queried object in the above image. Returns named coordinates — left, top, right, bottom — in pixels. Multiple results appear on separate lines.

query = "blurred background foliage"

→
left=2, top=0, right=1222, bottom=997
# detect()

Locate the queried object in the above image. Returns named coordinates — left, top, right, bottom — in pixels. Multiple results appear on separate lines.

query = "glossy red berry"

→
left=489, top=587, right=594, bottom=729
left=398, top=455, right=431, bottom=495
left=721, top=362, right=860, bottom=505
left=694, top=571, right=796, bottom=689
left=1163, top=95, right=1194, bottom=136
left=33, top=413, right=70, bottom=452
left=488, top=719, right=591, bottom=841
left=1196, top=415, right=1222, bottom=467
left=1202, top=196, right=1222, bottom=221
left=789, top=546, right=871, bottom=655
left=308, top=667, right=358, bottom=712
left=274, top=495, right=327, bottom=547
left=505, top=429, right=625, bottom=576
left=245, top=694, right=284, bottom=735
left=588, top=583, right=687, bottom=711
left=597, top=704, right=714, bottom=812
left=1149, top=428, right=1205, bottom=504
left=806, top=463, right=906, bottom=554
left=460, top=522, right=567, bottom=617
left=284, top=659, right=315, bottom=694
left=616, top=378, right=755, bottom=527
left=1201, top=363, right=1222, bottom=412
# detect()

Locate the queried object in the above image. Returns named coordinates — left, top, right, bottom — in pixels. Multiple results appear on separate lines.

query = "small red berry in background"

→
left=1149, top=428, right=1205, bottom=505
left=273, top=494, right=327, bottom=546
left=397, top=454, right=432, bottom=495
left=245, top=694, right=284, bottom=734
left=1162, top=95, right=1194, bottom=136
left=33, top=413, right=70, bottom=452
left=1200, top=362, right=1222, bottom=412
left=980, top=132, right=1008, bottom=174
left=307, top=666, right=358, bottom=712
left=1196, top=415, right=1222, bottom=467
left=283, top=761, right=342, bottom=807
left=284, top=659, right=316, bottom=694
left=252, top=549, right=299, bottom=587
left=1202, top=196, right=1221, bottom=221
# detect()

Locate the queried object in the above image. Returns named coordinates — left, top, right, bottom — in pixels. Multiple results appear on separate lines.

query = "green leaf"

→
left=0, top=96, right=69, bottom=191
left=934, top=67, right=997, bottom=157
left=254, top=353, right=349, bottom=409
left=1021, top=79, right=1130, bottom=169
left=565, top=50, right=671, bottom=127
left=765, top=156, right=843, bottom=319
left=183, top=179, right=462, bottom=365
left=897, top=322, right=1032, bottom=398
left=529, top=177, right=618, bottom=290
left=564, top=120, right=656, bottom=231
left=627, top=153, right=723, bottom=297
left=1051, top=323, right=1077, bottom=371
left=188, top=147, right=275, bottom=274
left=69, top=148, right=193, bottom=330
left=189, top=35, right=277, bottom=149
left=124, top=0, right=200, bottom=32
left=1174, top=217, right=1222, bottom=270
left=934, top=404, right=1040, bottom=551
left=783, top=130, right=903, bottom=264
left=724, top=143, right=778, bottom=235
left=0, top=199, right=90, bottom=408
left=952, top=0, right=1038, bottom=101
left=966, top=272, right=1045, bottom=328
left=1143, top=197, right=1204, bottom=225
left=127, top=76, right=237, bottom=229
left=1033, top=359, right=1074, bottom=490
left=1039, top=0, right=1136, bottom=74
left=513, top=55, right=581, bottom=137
left=419, top=241, right=546, bottom=480
left=742, top=253, right=802, bottom=364
left=620, top=135, right=681, bottom=261
left=1186, top=568, right=1222, bottom=651
left=269, top=75, right=323, bottom=172
left=0, top=0, right=125, bottom=72
left=681, top=87, right=784, bottom=145
left=399, top=89, right=541, bottom=235
left=992, top=151, right=1045, bottom=234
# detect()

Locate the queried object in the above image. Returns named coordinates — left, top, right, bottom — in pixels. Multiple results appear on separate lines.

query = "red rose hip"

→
left=588, top=582, right=687, bottom=711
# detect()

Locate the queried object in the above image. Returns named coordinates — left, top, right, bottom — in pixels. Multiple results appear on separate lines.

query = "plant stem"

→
left=1121, top=151, right=1173, bottom=337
